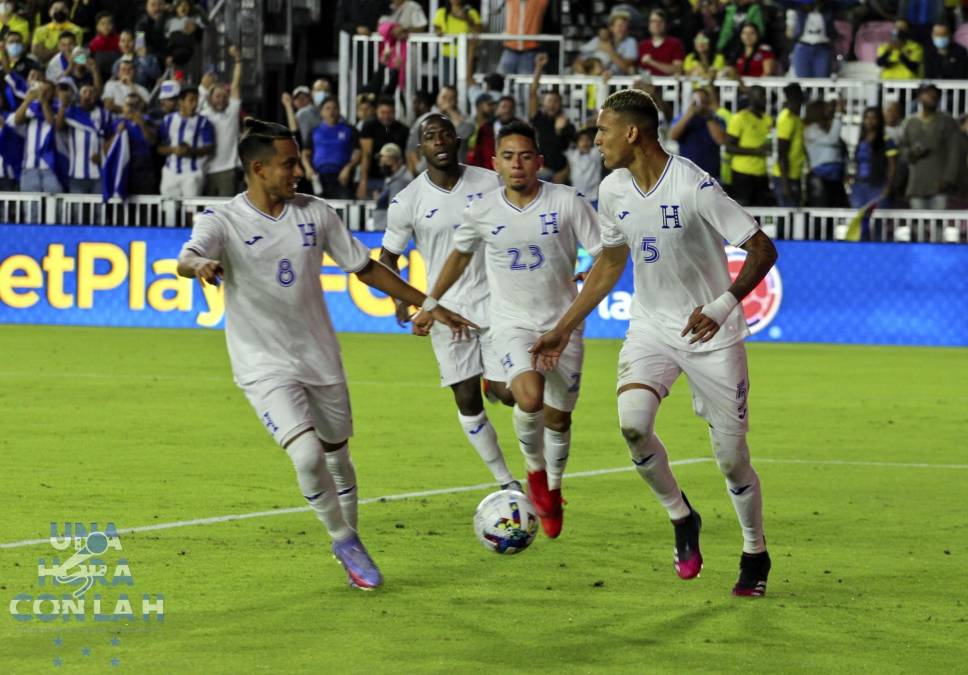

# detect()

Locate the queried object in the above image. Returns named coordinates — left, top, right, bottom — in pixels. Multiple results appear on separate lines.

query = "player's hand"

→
left=681, top=305, right=721, bottom=344
left=393, top=299, right=411, bottom=328
left=193, top=259, right=223, bottom=286
left=431, top=306, right=478, bottom=341
left=412, top=308, right=434, bottom=335
left=535, top=52, right=549, bottom=72
left=529, top=326, right=571, bottom=371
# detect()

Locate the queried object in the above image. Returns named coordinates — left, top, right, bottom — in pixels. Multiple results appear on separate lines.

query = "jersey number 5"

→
left=640, top=237, right=659, bottom=263
left=508, top=245, right=545, bottom=271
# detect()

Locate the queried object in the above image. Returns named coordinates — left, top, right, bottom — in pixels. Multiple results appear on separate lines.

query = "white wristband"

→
left=421, top=296, right=439, bottom=313
left=700, top=292, right=739, bottom=326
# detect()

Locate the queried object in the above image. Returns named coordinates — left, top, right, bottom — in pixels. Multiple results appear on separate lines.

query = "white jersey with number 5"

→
left=598, top=155, right=759, bottom=352
left=382, top=165, right=500, bottom=326
left=454, top=181, right=602, bottom=332
left=181, top=193, right=371, bottom=386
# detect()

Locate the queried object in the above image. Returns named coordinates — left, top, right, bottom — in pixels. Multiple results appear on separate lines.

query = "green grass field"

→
left=1, top=325, right=966, bottom=674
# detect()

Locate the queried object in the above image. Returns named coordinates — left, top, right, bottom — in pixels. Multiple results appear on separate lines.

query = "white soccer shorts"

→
left=242, top=378, right=354, bottom=447
left=160, top=166, right=205, bottom=198
left=493, top=326, right=584, bottom=412
left=430, top=323, right=504, bottom=387
left=617, top=331, right=750, bottom=433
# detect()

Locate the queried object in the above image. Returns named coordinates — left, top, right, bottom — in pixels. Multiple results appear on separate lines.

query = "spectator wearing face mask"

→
left=876, top=19, right=923, bottom=79
left=296, top=77, right=334, bottom=146
left=0, top=2, right=30, bottom=43
left=370, top=142, right=412, bottom=229
left=924, top=22, right=968, bottom=79
left=32, top=1, right=85, bottom=63
left=2, top=31, right=42, bottom=80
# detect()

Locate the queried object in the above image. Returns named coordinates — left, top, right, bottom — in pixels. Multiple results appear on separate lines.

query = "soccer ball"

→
left=473, top=489, right=539, bottom=554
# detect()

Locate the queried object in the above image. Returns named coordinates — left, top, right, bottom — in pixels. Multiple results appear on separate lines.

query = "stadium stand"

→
left=0, top=0, right=966, bottom=242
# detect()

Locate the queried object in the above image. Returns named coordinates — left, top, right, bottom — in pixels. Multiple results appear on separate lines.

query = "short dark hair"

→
left=238, top=118, right=297, bottom=173
left=376, top=95, right=395, bottom=109
left=497, top=120, right=538, bottom=150
left=418, top=112, right=456, bottom=137
left=414, top=90, right=434, bottom=108
left=484, top=73, right=505, bottom=91
left=96, top=11, right=114, bottom=23
left=178, top=85, right=199, bottom=99
left=497, top=95, right=516, bottom=107
left=602, top=89, right=660, bottom=139
left=58, top=31, right=76, bottom=42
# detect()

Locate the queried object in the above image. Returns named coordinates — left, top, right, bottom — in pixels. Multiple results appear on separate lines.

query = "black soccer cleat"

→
left=673, top=493, right=703, bottom=580
left=732, top=550, right=771, bottom=597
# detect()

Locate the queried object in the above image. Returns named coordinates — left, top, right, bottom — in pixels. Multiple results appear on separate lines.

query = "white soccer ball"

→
left=473, top=489, right=539, bottom=554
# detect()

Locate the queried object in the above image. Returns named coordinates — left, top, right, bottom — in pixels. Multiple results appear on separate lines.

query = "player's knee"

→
left=617, top=388, right=659, bottom=448
left=544, top=409, right=571, bottom=433
left=451, top=379, right=484, bottom=416
left=709, top=427, right=752, bottom=481
left=285, top=430, right=323, bottom=474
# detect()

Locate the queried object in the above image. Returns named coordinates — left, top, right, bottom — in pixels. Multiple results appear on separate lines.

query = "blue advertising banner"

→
left=1, top=224, right=966, bottom=346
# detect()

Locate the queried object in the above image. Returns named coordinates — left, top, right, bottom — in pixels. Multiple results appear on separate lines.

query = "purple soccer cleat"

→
left=673, top=494, right=703, bottom=580
left=332, top=534, right=383, bottom=590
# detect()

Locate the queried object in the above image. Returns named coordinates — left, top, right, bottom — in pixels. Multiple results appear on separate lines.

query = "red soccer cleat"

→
left=527, top=470, right=552, bottom=516
left=540, top=489, right=565, bottom=539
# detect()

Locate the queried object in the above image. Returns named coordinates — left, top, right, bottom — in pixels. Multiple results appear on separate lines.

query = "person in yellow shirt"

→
left=876, top=19, right=924, bottom=80
left=725, top=85, right=773, bottom=206
left=434, top=1, right=481, bottom=84
left=683, top=31, right=726, bottom=78
left=771, top=83, right=806, bottom=207
left=30, top=1, right=84, bottom=62
left=0, top=2, right=30, bottom=43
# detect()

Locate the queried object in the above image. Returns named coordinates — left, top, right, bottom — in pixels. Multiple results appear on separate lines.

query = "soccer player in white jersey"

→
left=177, top=119, right=476, bottom=590
left=418, top=121, right=602, bottom=539
left=531, top=90, right=778, bottom=596
left=379, top=114, right=522, bottom=492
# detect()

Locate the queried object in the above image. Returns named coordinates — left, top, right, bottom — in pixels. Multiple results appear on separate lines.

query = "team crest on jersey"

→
left=726, top=246, right=782, bottom=335
left=539, top=212, right=559, bottom=235
left=659, top=205, right=682, bottom=229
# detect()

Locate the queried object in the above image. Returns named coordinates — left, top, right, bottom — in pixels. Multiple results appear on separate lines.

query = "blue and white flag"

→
left=0, top=113, right=25, bottom=181
left=101, top=120, right=131, bottom=201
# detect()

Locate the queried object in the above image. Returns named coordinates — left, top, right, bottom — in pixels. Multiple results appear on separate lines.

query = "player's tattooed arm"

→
left=682, top=230, right=777, bottom=344
left=177, top=250, right=223, bottom=285
left=531, top=245, right=627, bottom=370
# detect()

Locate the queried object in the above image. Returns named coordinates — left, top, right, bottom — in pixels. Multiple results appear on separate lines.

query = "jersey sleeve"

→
left=597, top=184, right=628, bottom=248
left=320, top=204, right=372, bottom=273
left=570, top=191, right=602, bottom=257
left=382, top=191, right=414, bottom=254
left=181, top=212, right=226, bottom=260
left=693, top=176, right=759, bottom=247
left=453, top=201, right=484, bottom=253
left=199, top=118, right=215, bottom=146
left=775, top=112, right=794, bottom=141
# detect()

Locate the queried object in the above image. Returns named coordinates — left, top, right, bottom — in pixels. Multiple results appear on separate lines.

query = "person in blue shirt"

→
left=668, top=86, right=726, bottom=179
left=301, top=97, right=361, bottom=200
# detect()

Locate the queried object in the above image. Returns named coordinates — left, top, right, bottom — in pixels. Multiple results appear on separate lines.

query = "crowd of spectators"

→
left=0, top=0, right=246, bottom=198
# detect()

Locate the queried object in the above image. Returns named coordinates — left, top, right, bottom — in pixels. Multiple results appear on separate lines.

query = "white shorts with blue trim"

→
left=493, top=326, right=584, bottom=412
left=242, top=378, right=353, bottom=447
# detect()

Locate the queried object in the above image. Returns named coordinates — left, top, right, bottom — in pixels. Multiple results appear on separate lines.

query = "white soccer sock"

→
left=512, top=404, right=545, bottom=472
left=618, top=389, right=690, bottom=520
left=709, top=428, right=766, bottom=554
left=458, top=411, right=514, bottom=485
left=323, top=442, right=358, bottom=531
left=543, top=428, right=570, bottom=490
left=286, top=432, right=353, bottom=542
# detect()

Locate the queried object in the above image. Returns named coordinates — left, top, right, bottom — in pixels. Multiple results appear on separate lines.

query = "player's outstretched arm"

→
left=682, top=230, right=778, bottom=344
left=411, top=248, right=474, bottom=331
left=177, top=250, right=223, bottom=285
left=530, top=245, right=628, bottom=370
left=355, top=259, right=478, bottom=339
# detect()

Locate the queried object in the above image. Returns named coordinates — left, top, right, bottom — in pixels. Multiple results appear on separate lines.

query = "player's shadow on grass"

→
left=623, top=603, right=738, bottom=646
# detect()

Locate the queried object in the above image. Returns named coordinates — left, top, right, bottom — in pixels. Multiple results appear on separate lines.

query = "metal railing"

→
left=2, top=192, right=964, bottom=243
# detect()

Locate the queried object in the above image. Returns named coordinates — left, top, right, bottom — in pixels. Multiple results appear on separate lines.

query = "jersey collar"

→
left=500, top=181, right=544, bottom=213
left=422, top=166, right=465, bottom=194
left=242, top=192, right=290, bottom=222
left=631, top=156, right=673, bottom=199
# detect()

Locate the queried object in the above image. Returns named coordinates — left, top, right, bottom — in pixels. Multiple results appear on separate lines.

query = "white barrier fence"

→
left=1, top=193, right=964, bottom=243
